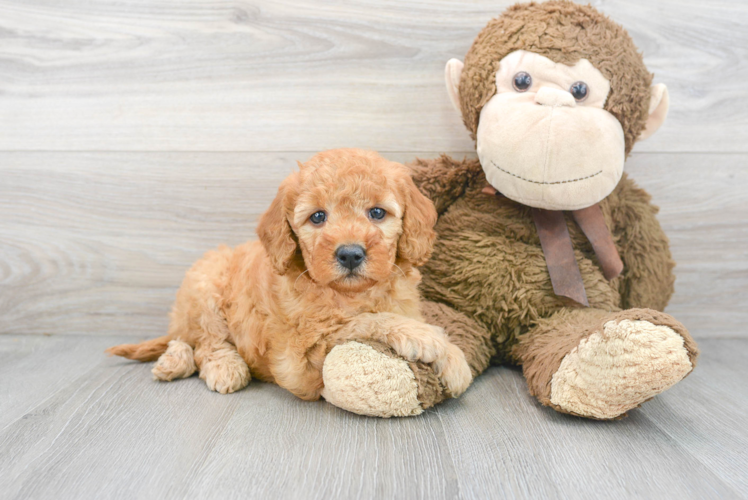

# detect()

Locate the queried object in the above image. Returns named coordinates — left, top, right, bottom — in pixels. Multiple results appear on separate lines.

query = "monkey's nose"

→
left=336, top=245, right=366, bottom=270
left=534, top=87, right=576, bottom=108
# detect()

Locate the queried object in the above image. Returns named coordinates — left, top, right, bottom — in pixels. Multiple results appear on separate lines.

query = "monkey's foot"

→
left=549, top=316, right=695, bottom=419
left=322, top=341, right=423, bottom=417
left=322, top=337, right=467, bottom=418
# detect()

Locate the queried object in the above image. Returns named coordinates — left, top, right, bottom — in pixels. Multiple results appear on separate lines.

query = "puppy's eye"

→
left=570, top=81, right=589, bottom=101
left=368, top=207, right=386, bottom=220
left=310, top=211, right=326, bottom=225
left=513, top=72, right=532, bottom=92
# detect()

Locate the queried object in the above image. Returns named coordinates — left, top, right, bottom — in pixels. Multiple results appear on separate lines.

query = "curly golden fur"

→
left=107, top=149, right=471, bottom=400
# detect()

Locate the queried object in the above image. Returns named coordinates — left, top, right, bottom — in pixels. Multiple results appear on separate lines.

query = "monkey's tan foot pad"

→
left=549, top=319, right=694, bottom=419
left=322, top=341, right=423, bottom=418
left=152, top=340, right=197, bottom=382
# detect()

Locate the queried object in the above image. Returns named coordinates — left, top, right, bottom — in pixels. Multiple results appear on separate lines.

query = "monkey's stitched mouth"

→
left=491, top=160, right=602, bottom=185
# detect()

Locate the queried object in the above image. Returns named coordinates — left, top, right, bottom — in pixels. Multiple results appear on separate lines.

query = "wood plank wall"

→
left=1, top=0, right=746, bottom=337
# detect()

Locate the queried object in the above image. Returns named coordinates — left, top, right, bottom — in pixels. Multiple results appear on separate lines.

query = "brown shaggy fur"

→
left=413, top=158, right=678, bottom=356
left=395, top=155, right=698, bottom=416
left=107, top=149, right=471, bottom=400
left=459, top=0, right=652, bottom=154
left=342, top=2, right=696, bottom=418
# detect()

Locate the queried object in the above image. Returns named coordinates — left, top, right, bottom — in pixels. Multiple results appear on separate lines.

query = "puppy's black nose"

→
left=336, top=245, right=366, bottom=271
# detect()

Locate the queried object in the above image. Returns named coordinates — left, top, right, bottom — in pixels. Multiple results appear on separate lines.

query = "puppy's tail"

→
left=106, top=335, right=172, bottom=362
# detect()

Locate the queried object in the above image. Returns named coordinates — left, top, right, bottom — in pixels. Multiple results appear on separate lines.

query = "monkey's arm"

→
left=407, top=155, right=483, bottom=215
left=321, top=301, right=494, bottom=417
left=606, top=174, right=675, bottom=311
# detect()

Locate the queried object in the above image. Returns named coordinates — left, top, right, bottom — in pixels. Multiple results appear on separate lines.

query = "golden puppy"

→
left=107, top=149, right=471, bottom=402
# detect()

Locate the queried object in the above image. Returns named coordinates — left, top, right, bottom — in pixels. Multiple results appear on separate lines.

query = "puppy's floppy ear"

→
left=398, top=173, right=438, bottom=267
left=257, top=173, right=299, bottom=275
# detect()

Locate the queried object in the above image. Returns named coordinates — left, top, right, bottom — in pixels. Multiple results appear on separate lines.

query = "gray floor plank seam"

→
left=0, top=337, right=745, bottom=499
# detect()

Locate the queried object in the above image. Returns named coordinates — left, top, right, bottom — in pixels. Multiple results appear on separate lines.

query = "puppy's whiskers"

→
left=294, top=269, right=310, bottom=290
left=392, top=263, right=406, bottom=277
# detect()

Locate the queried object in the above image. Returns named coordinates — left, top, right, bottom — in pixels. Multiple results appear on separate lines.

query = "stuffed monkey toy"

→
left=321, top=0, right=699, bottom=419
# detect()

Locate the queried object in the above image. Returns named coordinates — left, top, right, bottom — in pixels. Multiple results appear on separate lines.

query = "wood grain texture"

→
left=0, top=0, right=746, bottom=152
left=1, top=152, right=745, bottom=338
left=642, top=340, right=748, bottom=494
left=0, top=2, right=745, bottom=498
left=625, top=153, right=748, bottom=337
left=0, top=336, right=744, bottom=499
left=0, top=334, right=135, bottom=429
left=0, top=152, right=296, bottom=336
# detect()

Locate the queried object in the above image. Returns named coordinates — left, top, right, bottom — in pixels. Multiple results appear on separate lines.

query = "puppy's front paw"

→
left=199, top=349, right=251, bottom=394
left=432, top=343, right=472, bottom=397
left=389, top=323, right=448, bottom=364
left=386, top=322, right=472, bottom=398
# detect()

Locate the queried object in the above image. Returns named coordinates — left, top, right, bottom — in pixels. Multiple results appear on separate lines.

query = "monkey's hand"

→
left=321, top=302, right=494, bottom=418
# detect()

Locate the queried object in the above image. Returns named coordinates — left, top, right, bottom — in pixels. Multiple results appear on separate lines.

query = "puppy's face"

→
left=257, top=149, right=437, bottom=294
left=292, top=160, right=403, bottom=293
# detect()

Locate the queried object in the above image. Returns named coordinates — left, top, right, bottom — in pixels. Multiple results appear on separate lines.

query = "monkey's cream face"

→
left=476, top=50, right=625, bottom=211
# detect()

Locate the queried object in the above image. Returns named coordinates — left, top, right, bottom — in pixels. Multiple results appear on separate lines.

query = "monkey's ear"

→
left=445, top=58, right=464, bottom=114
left=639, top=83, right=669, bottom=141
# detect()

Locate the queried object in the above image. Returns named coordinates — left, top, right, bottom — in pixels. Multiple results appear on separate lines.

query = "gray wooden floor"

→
left=2, top=0, right=748, bottom=498
left=0, top=336, right=745, bottom=499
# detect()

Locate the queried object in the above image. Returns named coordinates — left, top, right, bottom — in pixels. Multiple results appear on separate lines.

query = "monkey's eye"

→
left=570, top=81, right=589, bottom=101
left=512, top=72, right=532, bottom=92
left=310, top=211, right=327, bottom=225
left=368, top=207, right=386, bottom=220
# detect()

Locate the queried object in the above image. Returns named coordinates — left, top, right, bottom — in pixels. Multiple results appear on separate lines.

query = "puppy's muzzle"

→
left=336, top=245, right=366, bottom=271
